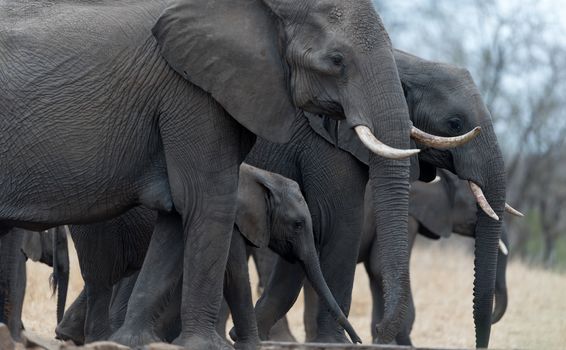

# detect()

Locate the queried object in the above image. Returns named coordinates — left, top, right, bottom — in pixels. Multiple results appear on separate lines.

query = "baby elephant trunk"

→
left=301, top=255, right=361, bottom=344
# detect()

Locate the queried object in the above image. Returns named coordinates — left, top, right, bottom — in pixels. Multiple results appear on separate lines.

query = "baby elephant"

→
left=57, top=164, right=360, bottom=349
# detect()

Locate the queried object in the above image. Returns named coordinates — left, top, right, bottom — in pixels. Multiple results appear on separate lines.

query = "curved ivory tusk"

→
left=499, top=239, right=509, bottom=256
left=354, top=125, right=420, bottom=160
left=505, top=203, right=524, bottom=217
left=469, top=181, right=499, bottom=221
left=411, top=126, right=481, bottom=149
left=429, top=176, right=441, bottom=184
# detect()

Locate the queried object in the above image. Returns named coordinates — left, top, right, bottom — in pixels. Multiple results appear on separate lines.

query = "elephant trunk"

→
left=472, top=162, right=505, bottom=348
left=300, top=255, right=361, bottom=344
left=492, top=225, right=509, bottom=324
left=352, top=46, right=411, bottom=344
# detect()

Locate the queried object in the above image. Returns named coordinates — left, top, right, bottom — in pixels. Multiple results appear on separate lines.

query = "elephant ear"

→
left=21, top=231, right=43, bottom=262
left=152, top=0, right=296, bottom=143
left=409, top=175, right=454, bottom=239
left=235, top=172, right=272, bottom=249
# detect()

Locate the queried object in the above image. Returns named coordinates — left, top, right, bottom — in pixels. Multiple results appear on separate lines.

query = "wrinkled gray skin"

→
left=57, top=164, right=360, bottom=349
left=55, top=209, right=154, bottom=344
left=245, top=50, right=505, bottom=347
left=0, top=0, right=414, bottom=348
left=57, top=272, right=140, bottom=346
left=303, top=169, right=509, bottom=345
left=0, top=227, right=69, bottom=341
left=216, top=247, right=297, bottom=343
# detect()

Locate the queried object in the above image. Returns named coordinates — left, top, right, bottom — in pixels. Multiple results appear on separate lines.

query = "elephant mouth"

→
left=300, top=99, right=345, bottom=120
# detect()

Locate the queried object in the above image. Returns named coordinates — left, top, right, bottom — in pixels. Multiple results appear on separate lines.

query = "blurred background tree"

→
left=374, top=0, right=566, bottom=269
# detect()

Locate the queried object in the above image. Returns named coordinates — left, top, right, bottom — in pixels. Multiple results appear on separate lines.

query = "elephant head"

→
left=235, top=163, right=361, bottom=343
left=394, top=50, right=520, bottom=347
left=151, top=0, right=458, bottom=341
left=409, top=169, right=509, bottom=325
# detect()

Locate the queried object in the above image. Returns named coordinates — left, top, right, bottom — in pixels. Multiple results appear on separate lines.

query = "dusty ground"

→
left=22, top=235, right=566, bottom=349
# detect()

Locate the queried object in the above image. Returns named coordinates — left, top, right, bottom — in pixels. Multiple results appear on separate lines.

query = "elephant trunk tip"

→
left=374, top=302, right=409, bottom=344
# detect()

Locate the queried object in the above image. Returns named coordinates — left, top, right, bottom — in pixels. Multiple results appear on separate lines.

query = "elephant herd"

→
left=0, top=0, right=523, bottom=349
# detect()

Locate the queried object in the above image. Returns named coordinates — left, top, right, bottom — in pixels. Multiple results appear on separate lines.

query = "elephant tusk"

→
left=428, top=175, right=441, bottom=184
left=499, top=239, right=509, bottom=256
left=505, top=203, right=524, bottom=217
left=411, top=125, right=481, bottom=149
left=469, top=181, right=499, bottom=221
left=354, top=125, right=420, bottom=160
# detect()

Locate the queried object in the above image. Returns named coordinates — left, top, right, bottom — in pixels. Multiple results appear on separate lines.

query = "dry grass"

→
left=23, top=235, right=566, bottom=349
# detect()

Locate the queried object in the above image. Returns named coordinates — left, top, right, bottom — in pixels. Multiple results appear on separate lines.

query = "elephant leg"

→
left=224, top=229, right=259, bottom=350
left=303, top=280, right=319, bottom=342
left=56, top=288, right=87, bottom=344
left=84, top=283, right=113, bottom=343
left=311, top=208, right=364, bottom=343
left=154, top=278, right=182, bottom=343
left=249, top=257, right=305, bottom=341
left=163, top=100, right=252, bottom=350
left=299, top=141, right=367, bottom=343
left=216, top=299, right=230, bottom=340
left=251, top=247, right=296, bottom=342
left=0, top=229, right=26, bottom=342
left=269, top=317, right=297, bottom=343
left=109, top=272, right=139, bottom=333
left=110, top=212, right=183, bottom=346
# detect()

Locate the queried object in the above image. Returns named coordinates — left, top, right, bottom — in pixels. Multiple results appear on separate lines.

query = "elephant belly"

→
left=0, top=1, right=174, bottom=228
left=0, top=120, right=170, bottom=229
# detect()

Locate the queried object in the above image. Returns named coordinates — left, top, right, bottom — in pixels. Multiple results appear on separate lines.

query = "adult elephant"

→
left=0, top=0, right=436, bottom=347
left=303, top=169, right=513, bottom=345
left=243, top=50, right=517, bottom=348
left=0, top=227, right=69, bottom=341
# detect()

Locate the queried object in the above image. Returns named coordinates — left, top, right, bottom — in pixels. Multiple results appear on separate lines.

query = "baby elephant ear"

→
left=21, top=231, right=43, bottom=262
left=152, top=0, right=296, bottom=143
left=235, top=179, right=271, bottom=249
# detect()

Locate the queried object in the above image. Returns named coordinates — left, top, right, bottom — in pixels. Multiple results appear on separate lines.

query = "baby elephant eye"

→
left=294, top=221, right=304, bottom=230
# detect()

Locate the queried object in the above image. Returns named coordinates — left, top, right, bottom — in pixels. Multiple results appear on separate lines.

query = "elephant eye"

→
left=328, top=52, right=344, bottom=67
left=294, top=221, right=304, bottom=230
left=447, top=117, right=463, bottom=133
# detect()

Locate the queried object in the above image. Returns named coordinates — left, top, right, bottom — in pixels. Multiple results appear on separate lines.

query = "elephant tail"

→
left=50, top=227, right=70, bottom=323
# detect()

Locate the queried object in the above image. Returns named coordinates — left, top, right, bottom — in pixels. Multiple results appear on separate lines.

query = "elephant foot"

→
left=109, top=327, right=161, bottom=347
left=55, top=323, right=85, bottom=345
left=84, top=327, right=113, bottom=344
left=234, top=340, right=260, bottom=350
left=173, top=332, right=233, bottom=350
left=394, top=333, right=412, bottom=346
left=268, top=320, right=296, bottom=342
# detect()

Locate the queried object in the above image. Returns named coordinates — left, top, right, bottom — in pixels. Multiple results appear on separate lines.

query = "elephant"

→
left=0, top=0, right=443, bottom=347
left=301, top=169, right=511, bottom=345
left=241, top=49, right=519, bottom=348
left=0, top=227, right=69, bottom=341
left=56, top=164, right=360, bottom=349
left=55, top=208, right=154, bottom=344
